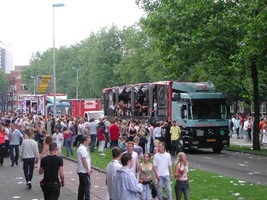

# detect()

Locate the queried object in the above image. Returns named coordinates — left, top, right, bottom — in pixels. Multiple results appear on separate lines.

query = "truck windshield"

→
left=191, top=99, right=227, bottom=119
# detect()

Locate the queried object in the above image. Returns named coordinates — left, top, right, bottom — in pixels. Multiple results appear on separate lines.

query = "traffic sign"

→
left=36, top=75, right=53, bottom=93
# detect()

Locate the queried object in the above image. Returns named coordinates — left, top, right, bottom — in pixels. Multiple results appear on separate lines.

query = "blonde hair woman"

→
left=174, top=152, right=190, bottom=200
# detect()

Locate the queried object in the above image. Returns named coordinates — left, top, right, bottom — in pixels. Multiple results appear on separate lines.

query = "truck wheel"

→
left=212, top=148, right=223, bottom=153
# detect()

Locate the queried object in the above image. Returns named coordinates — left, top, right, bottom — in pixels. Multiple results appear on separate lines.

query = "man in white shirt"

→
left=52, top=128, right=64, bottom=155
left=106, top=147, right=122, bottom=200
left=88, top=118, right=98, bottom=152
left=244, top=117, right=252, bottom=142
left=153, top=141, right=173, bottom=200
left=77, top=119, right=85, bottom=147
left=77, top=135, right=92, bottom=200
left=124, top=141, right=139, bottom=176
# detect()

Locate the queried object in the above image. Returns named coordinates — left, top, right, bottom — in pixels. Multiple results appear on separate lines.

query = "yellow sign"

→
left=37, top=75, right=52, bottom=93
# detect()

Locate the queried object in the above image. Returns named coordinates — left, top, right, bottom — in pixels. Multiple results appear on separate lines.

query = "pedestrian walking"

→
left=153, top=141, right=173, bottom=200
left=106, top=147, right=122, bottom=200
left=0, top=124, right=7, bottom=166
left=244, top=117, right=252, bottom=142
left=20, top=130, right=39, bottom=189
left=39, top=142, right=64, bottom=200
left=114, top=153, right=144, bottom=200
left=88, top=118, right=98, bottom=152
left=174, top=152, right=190, bottom=200
left=9, top=123, right=23, bottom=166
left=40, top=135, right=53, bottom=160
left=52, top=128, right=64, bottom=155
left=77, top=135, right=92, bottom=200
left=63, top=127, right=74, bottom=157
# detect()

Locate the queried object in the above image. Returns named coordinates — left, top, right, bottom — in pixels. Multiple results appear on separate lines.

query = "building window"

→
left=21, top=84, right=28, bottom=90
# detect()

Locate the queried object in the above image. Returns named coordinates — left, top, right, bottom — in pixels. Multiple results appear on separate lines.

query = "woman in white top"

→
left=174, top=152, right=190, bottom=200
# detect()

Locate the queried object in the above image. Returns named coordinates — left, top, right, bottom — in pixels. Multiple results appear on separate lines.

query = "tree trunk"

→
left=251, top=55, right=260, bottom=150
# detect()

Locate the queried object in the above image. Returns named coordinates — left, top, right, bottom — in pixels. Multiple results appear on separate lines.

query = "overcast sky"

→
left=0, top=0, right=144, bottom=66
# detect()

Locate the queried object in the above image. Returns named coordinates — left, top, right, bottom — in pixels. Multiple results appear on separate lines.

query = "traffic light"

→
left=9, top=92, right=13, bottom=98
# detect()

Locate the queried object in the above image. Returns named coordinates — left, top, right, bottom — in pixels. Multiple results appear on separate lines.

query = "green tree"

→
left=114, top=24, right=169, bottom=83
left=78, top=26, right=123, bottom=98
left=0, top=69, right=8, bottom=94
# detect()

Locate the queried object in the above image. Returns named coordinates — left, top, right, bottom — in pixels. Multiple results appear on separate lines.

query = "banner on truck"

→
left=84, top=100, right=97, bottom=109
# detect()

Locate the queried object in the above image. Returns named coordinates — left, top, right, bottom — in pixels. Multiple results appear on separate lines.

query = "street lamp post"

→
left=72, top=67, right=79, bottom=99
left=30, top=76, right=36, bottom=95
left=52, top=3, right=65, bottom=118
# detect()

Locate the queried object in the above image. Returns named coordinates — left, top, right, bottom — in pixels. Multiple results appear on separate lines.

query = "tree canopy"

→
left=22, top=0, right=267, bottom=150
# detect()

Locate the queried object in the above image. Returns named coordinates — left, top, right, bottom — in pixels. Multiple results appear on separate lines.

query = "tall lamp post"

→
left=72, top=67, right=79, bottom=99
left=30, top=76, right=36, bottom=95
left=52, top=3, right=65, bottom=118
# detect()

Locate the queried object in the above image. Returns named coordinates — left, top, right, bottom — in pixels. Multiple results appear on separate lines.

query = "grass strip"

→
left=62, top=147, right=266, bottom=200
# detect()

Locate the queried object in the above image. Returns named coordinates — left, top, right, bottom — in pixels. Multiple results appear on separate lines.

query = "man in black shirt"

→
left=39, top=142, right=64, bottom=200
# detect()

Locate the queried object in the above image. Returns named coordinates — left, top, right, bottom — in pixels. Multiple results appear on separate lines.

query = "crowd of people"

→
left=0, top=111, right=190, bottom=200
left=2, top=110, right=267, bottom=200
left=229, top=114, right=267, bottom=145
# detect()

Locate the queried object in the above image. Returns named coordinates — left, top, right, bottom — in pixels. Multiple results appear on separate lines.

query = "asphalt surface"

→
left=0, top=137, right=265, bottom=200
left=0, top=157, right=107, bottom=200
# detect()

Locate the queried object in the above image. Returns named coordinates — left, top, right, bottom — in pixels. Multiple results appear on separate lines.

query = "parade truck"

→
left=60, top=98, right=104, bottom=120
left=103, top=81, right=229, bottom=153
left=18, top=93, right=70, bottom=116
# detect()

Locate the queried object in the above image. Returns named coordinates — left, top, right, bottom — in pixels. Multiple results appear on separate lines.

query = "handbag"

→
left=150, top=181, right=157, bottom=198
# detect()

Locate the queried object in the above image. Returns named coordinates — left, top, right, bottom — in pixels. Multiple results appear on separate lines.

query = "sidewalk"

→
left=229, top=136, right=267, bottom=150
left=0, top=158, right=107, bottom=200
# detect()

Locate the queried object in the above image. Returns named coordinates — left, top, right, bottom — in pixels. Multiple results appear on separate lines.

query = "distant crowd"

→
left=229, top=114, right=267, bottom=144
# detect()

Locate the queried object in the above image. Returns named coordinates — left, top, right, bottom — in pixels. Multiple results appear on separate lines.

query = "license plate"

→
left=207, top=139, right=216, bottom=142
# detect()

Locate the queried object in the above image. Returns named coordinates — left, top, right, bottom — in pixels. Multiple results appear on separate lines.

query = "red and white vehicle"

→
left=61, top=98, right=104, bottom=120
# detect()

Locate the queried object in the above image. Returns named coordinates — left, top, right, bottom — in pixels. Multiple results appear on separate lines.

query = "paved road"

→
left=0, top=137, right=266, bottom=200
left=0, top=158, right=107, bottom=200
left=183, top=137, right=267, bottom=186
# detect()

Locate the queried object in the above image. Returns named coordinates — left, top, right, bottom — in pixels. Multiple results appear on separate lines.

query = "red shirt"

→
left=97, top=127, right=105, bottom=141
left=109, top=124, right=120, bottom=140
left=0, top=130, right=5, bottom=144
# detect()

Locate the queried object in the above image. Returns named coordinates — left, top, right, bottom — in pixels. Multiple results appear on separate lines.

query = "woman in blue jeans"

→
left=174, top=152, right=190, bottom=200
left=63, top=127, right=73, bottom=157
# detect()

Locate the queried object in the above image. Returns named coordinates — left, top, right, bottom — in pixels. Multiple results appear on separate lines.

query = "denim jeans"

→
left=23, top=158, right=35, bottom=182
left=65, top=138, right=73, bottom=157
left=141, top=183, right=152, bottom=200
left=175, top=180, right=190, bottom=200
left=90, top=134, right=97, bottom=152
left=245, top=129, right=251, bottom=141
left=158, top=175, right=172, bottom=200
left=9, top=144, right=19, bottom=165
